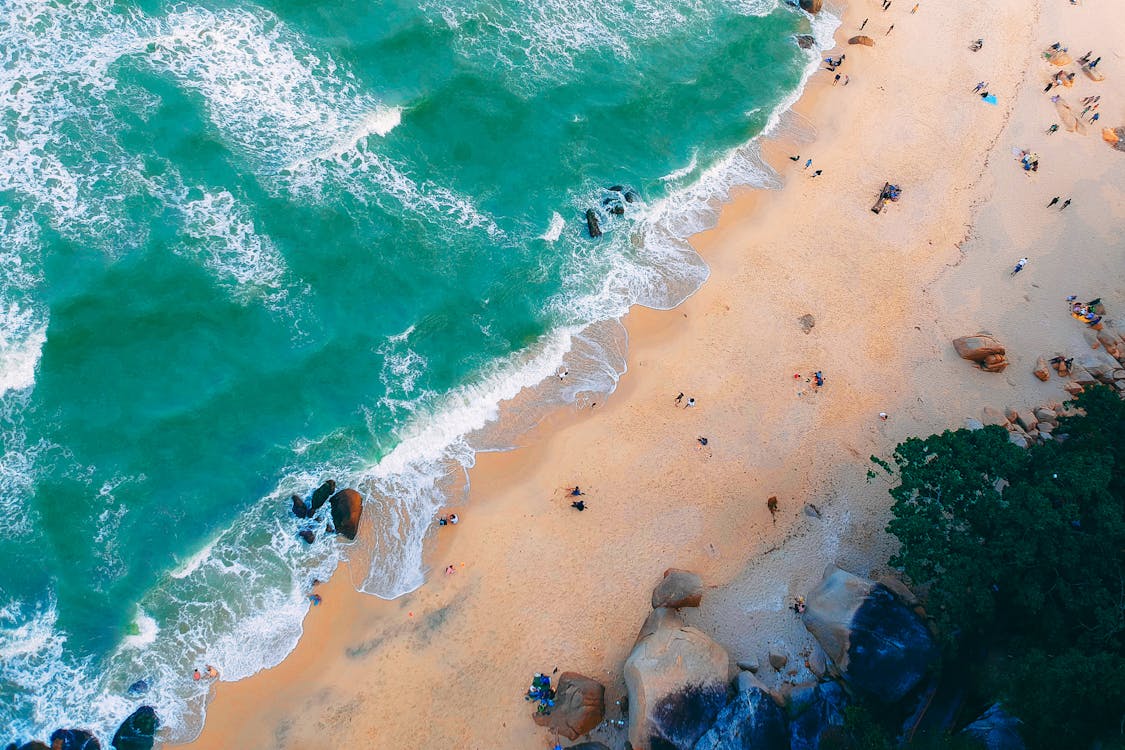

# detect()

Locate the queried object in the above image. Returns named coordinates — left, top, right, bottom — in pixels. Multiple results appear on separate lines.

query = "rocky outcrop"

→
left=532, top=672, right=605, bottom=741
left=848, top=35, right=875, bottom=46
left=329, top=489, right=363, bottom=540
left=801, top=566, right=937, bottom=704
left=961, top=704, right=1026, bottom=750
left=624, top=607, right=730, bottom=750
left=1033, top=356, right=1050, bottom=381
left=586, top=209, right=602, bottom=238
left=953, top=333, right=1009, bottom=372
left=652, top=569, right=704, bottom=609
left=111, top=707, right=158, bottom=750
left=290, top=494, right=309, bottom=519
left=308, top=480, right=336, bottom=514
left=694, top=672, right=787, bottom=750
left=785, top=681, right=848, bottom=750
left=795, top=34, right=816, bottom=49
left=799, top=0, right=823, bottom=13
left=48, top=730, right=100, bottom=750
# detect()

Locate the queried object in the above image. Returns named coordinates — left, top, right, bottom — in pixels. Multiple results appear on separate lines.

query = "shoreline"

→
left=175, top=0, right=1125, bottom=746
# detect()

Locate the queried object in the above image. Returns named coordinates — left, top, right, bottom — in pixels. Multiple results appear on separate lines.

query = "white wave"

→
left=0, top=318, right=46, bottom=397
left=539, top=212, right=566, bottom=241
left=169, top=535, right=223, bottom=580
left=660, top=151, right=699, bottom=183
left=122, top=609, right=159, bottom=650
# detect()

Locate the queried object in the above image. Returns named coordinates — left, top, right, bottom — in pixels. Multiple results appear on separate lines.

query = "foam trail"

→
left=660, top=151, right=699, bottom=183
left=540, top=212, right=566, bottom=241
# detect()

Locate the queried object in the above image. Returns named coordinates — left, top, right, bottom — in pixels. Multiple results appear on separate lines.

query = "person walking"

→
left=843, top=75, right=850, bottom=86
left=860, top=17, right=868, bottom=30
left=973, top=81, right=986, bottom=93
left=1060, top=198, right=1071, bottom=210
left=804, top=158, right=813, bottom=169
left=1047, top=196, right=1059, bottom=208
left=911, top=3, right=919, bottom=12
left=833, top=73, right=841, bottom=86
left=1010, top=257, right=1028, bottom=276
left=1089, top=56, right=1101, bottom=68
left=1046, top=123, right=1058, bottom=134
left=886, top=24, right=895, bottom=35
left=810, top=169, right=823, bottom=178
left=1090, top=112, right=1100, bottom=124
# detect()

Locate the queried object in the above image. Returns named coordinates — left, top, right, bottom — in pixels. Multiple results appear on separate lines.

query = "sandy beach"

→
left=177, top=0, right=1125, bottom=747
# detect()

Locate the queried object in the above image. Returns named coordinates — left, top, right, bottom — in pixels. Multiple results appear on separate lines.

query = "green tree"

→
left=881, top=387, right=1125, bottom=750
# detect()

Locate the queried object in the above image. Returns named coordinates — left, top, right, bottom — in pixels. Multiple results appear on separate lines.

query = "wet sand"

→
left=177, top=0, right=1125, bottom=747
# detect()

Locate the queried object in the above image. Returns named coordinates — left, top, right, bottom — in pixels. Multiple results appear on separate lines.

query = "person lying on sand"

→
left=570, top=500, right=587, bottom=511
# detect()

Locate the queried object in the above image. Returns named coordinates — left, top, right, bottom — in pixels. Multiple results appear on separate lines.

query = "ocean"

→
left=0, top=0, right=835, bottom=743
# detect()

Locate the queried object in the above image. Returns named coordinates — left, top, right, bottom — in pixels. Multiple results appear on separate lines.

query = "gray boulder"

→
left=693, top=672, right=787, bottom=750
left=800, top=0, right=823, bottom=13
left=111, top=706, right=158, bottom=750
left=786, top=681, right=848, bottom=750
left=624, top=608, right=731, bottom=749
left=652, top=569, right=704, bottom=609
left=801, top=566, right=937, bottom=704
left=308, top=479, right=336, bottom=513
left=961, top=704, right=1025, bottom=750
left=47, top=731, right=100, bottom=750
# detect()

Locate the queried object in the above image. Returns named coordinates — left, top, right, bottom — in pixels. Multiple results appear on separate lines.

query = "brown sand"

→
left=177, top=0, right=1125, bottom=747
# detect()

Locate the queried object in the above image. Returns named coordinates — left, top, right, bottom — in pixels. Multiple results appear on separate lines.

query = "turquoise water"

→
left=0, top=0, right=832, bottom=742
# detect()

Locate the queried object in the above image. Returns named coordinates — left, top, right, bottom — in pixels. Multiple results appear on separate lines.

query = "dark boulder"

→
left=126, top=679, right=149, bottom=697
left=290, top=494, right=309, bottom=519
left=608, top=184, right=625, bottom=192
left=624, top=189, right=641, bottom=203
left=111, top=706, right=158, bottom=750
left=298, top=529, right=316, bottom=544
left=795, top=34, right=816, bottom=49
left=694, top=672, right=788, bottom=750
left=585, top=209, right=602, bottom=238
left=532, top=672, right=605, bottom=740
left=18, top=744, right=50, bottom=750
left=652, top=569, right=704, bottom=609
left=786, top=681, right=848, bottom=750
left=961, top=704, right=1025, bottom=750
left=308, top=480, right=336, bottom=513
left=800, top=0, right=822, bottom=13
left=48, top=730, right=100, bottom=750
left=801, top=566, right=937, bottom=704
left=329, top=489, right=364, bottom=540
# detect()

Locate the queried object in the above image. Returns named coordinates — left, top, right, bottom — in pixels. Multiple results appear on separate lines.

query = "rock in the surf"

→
left=309, top=480, right=336, bottom=513
left=800, top=0, right=823, bottom=13
left=291, top=494, right=310, bottom=519
left=795, top=34, right=816, bottom=49
left=801, top=566, right=937, bottom=704
left=624, top=189, right=641, bottom=203
left=585, top=209, right=602, bottom=238
left=111, top=706, right=159, bottom=750
left=298, top=529, right=316, bottom=544
left=49, top=729, right=100, bottom=750
left=329, top=489, right=364, bottom=540
left=532, top=672, right=605, bottom=740
left=651, top=568, right=704, bottom=609
left=624, top=607, right=730, bottom=750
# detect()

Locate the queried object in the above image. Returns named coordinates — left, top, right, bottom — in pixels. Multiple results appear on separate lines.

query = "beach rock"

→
left=768, top=650, right=788, bottom=670
left=1063, top=382, right=1085, bottom=396
left=586, top=209, right=602, bottom=238
left=290, top=494, right=310, bottom=519
left=1033, top=357, right=1051, bottom=381
left=964, top=418, right=984, bottom=431
left=298, top=529, right=316, bottom=544
left=1014, top=412, right=1037, bottom=432
left=736, top=656, right=760, bottom=673
left=308, top=480, right=336, bottom=513
left=807, top=647, right=828, bottom=678
left=1037, top=422, right=1054, bottom=435
left=953, top=334, right=1005, bottom=362
left=799, top=0, right=822, bottom=13
left=532, top=672, right=605, bottom=741
left=961, top=704, right=1026, bottom=750
left=625, top=190, right=641, bottom=204
left=1069, top=365, right=1097, bottom=386
left=848, top=35, right=875, bottom=46
left=981, top=353, right=1009, bottom=373
left=652, top=569, right=704, bottom=609
left=329, top=489, right=363, bottom=540
left=694, top=672, right=788, bottom=750
left=801, top=566, right=937, bottom=704
left=1034, top=408, right=1057, bottom=424
left=111, top=706, right=158, bottom=750
left=624, top=607, right=730, bottom=750
left=798, top=314, right=815, bottom=333
left=795, top=34, right=816, bottom=49
left=981, top=407, right=1009, bottom=427
left=47, top=730, right=100, bottom=750
left=126, top=679, right=149, bottom=697
left=786, top=681, right=848, bottom=750
left=1008, top=432, right=1029, bottom=449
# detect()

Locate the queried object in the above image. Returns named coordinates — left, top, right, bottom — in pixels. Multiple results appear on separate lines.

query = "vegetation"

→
left=880, top=387, right=1125, bottom=750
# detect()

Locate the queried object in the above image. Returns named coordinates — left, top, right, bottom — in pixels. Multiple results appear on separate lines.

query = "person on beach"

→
left=811, top=169, right=823, bottom=178
left=1046, top=124, right=1058, bottom=135
left=445, top=565, right=455, bottom=575
left=1044, top=81, right=1054, bottom=93
left=833, top=73, right=841, bottom=86
left=686, top=397, right=696, bottom=407
left=788, top=155, right=800, bottom=162
left=1089, top=56, right=1101, bottom=68
left=860, top=17, right=868, bottom=30
left=449, top=513, right=458, bottom=525
left=886, top=24, right=894, bottom=35
left=205, top=665, right=219, bottom=679
left=697, top=436, right=709, bottom=448
left=843, top=75, right=850, bottom=86
left=879, top=412, right=889, bottom=421
left=804, top=158, right=813, bottom=169
left=911, top=3, right=919, bottom=12
left=814, top=371, right=824, bottom=387
left=1047, top=196, right=1059, bottom=208
left=767, top=496, right=779, bottom=518
left=570, top=500, right=586, bottom=511
left=192, top=669, right=201, bottom=681
left=1060, top=198, right=1071, bottom=210
left=675, top=391, right=684, bottom=405
left=308, top=593, right=322, bottom=605
left=556, top=367, right=567, bottom=380
left=1010, top=257, right=1028, bottom=275
left=1089, top=112, right=1100, bottom=124
left=973, top=81, right=986, bottom=93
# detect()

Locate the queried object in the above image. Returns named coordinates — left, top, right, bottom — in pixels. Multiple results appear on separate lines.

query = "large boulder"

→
left=308, top=480, right=336, bottom=513
left=48, top=730, right=100, bottom=750
left=329, top=489, right=364, bottom=540
left=290, top=494, right=309, bottom=519
left=111, top=706, right=158, bottom=750
left=795, top=34, right=816, bottom=50
left=532, top=672, right=605, bottom=741
left=799, top=0, right=822, bottom=13
left=624, top=607, right=731, bottom=750
left=960, top=704, right=1025, bottom=750
left=652, top=569, right=704, bottom=609
left=694, top=672, right=788, bottom=750
left=848, top=35, right=875, bottom=46
left=953, top=334, right=1006, bottom=363
left=801, top=566, right=937, bottom=704
left=785, top=681, right=849, bottom=750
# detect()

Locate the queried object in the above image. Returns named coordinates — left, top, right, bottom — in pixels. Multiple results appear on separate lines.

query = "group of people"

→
left=1067, top=295, right=1103, bottom=328
left=191, top=665, right=219, bottom=682
left=673, top=392, right=696, bottom=408
left=525, top=673, right=556, bottom=715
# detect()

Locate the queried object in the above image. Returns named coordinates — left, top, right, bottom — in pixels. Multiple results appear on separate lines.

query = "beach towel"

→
left=982, top=94, right=998, bottom=105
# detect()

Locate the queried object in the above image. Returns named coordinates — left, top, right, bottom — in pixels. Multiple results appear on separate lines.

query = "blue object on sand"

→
left=983, top=94, right=998, bottom=105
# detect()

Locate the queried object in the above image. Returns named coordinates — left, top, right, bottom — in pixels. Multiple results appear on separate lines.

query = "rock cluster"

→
left=288, top=479, right=365, bottom=542
left=969, top=400, right=1082, bottom=448
left=5, top=706, right=157, bottom=750
left=952, top=333, right=1009, bottom=372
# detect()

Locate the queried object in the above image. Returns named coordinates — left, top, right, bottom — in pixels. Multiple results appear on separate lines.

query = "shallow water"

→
left=0, top=0, right=833, bottom=742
